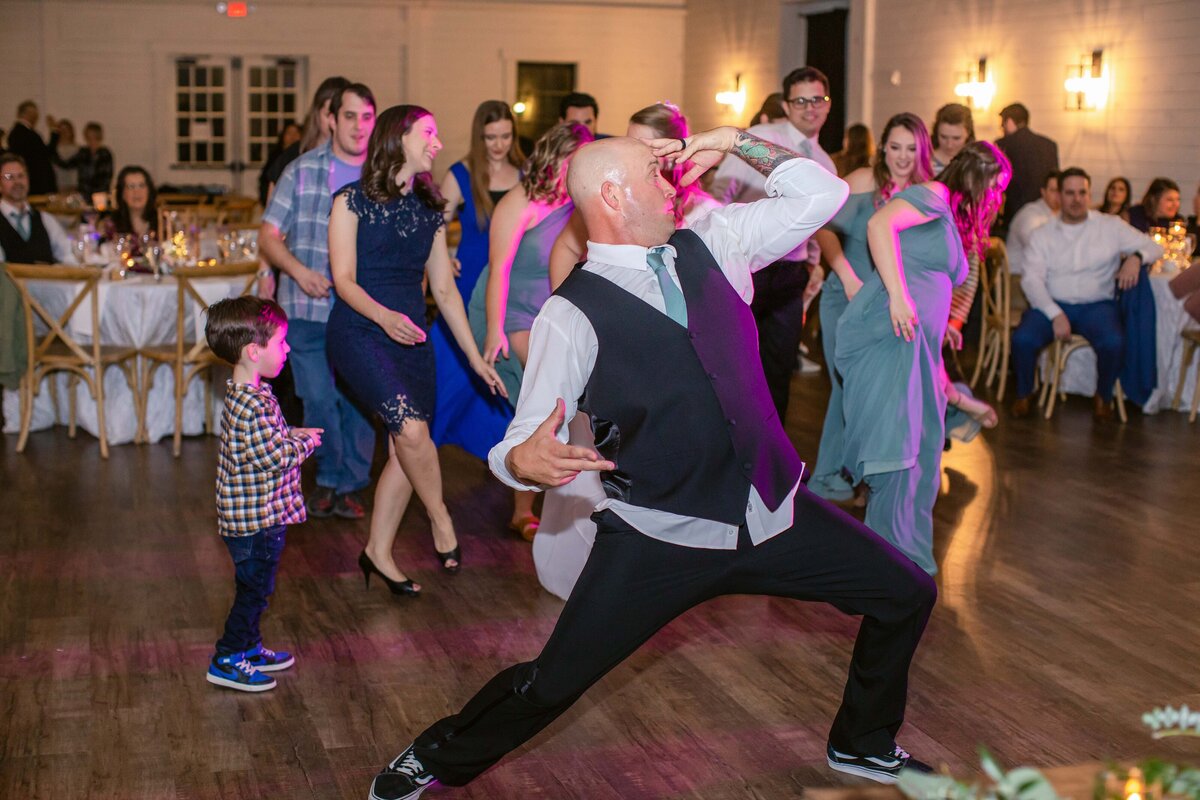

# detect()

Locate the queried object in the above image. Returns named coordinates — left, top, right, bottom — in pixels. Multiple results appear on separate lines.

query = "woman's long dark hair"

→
left=938, top=141, right=1012, bottom=260
left=362, top=105, right=446, bottom=212
left=112, top=165, right=157, bottom=234
left=1099, top=176, right=1132, bottom=217
left=1139, top=177, right=1181, bottom=219
left=465, top=100, right=525, bottom=229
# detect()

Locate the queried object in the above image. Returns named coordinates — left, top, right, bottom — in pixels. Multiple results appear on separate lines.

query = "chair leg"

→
left=1191, top=361, right=1200, bottom=423
left=139, top=362, right=157, bottom=443
left=1114, top=381, right=1128, bottom=424
left=985, top=333, right=1001, bottom=389
left=997, top=335, right=1011, bottom=402
left=93, top=366, right=109, bottom=460
left=122, top=360, right=142, bottom=443
left=1044, top=343, right=1063, bottom=419
left=16, top=374, right=34, bottom=453
left=1174, top=341, right=1196, bottom=411
left=174, top=363, right=185, bottom=458
left=67, top=373, right=79, bottom=438
left=971, top=323, right=989, bottom=387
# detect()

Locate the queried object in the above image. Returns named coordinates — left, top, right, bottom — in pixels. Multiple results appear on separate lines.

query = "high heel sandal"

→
left=435, top=545, right=462, bottom=574
left=358, top=551, right=421, bottom=597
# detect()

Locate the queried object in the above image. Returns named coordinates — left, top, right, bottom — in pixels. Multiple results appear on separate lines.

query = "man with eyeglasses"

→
left=0, top=153, right=75, bottom=264
left=712, top=66, right=838, bottom=419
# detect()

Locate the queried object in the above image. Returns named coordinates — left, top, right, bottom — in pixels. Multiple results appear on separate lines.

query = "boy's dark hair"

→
left=331, top=82, right=377, bottom=117
left=559, top=92, right=598, bottom=119
left=205, top=297, right=288, bottom=364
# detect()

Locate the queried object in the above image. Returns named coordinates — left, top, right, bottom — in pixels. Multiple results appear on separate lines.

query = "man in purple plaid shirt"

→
left=203, top=297, right=324, bottom=693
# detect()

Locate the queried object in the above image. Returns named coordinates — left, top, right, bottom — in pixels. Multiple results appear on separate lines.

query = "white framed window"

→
left=172, top=56, right=306, bottom=174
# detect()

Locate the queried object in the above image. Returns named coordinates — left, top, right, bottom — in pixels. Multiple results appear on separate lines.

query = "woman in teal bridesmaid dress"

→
left=809, top=113, right=934, bottom=501
left=835, top=141, right=1010, bottom=574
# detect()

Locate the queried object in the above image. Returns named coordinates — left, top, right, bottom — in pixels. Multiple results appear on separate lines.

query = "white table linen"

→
left=3, top=273, right=250, bottom=445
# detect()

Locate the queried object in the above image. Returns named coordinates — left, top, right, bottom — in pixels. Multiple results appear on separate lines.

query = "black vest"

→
left=0, top=208, right=54, bottom=264
left=554, top=228, right=803, bottom=525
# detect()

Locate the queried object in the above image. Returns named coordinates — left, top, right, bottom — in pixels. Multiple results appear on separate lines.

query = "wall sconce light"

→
left=1064, top=49, right=1108, bottom=110
left=953, top=57, right=995, bottom=110
left=715, top=74, right=746, bottom=116
left=512, top=101, right=528, bottom=115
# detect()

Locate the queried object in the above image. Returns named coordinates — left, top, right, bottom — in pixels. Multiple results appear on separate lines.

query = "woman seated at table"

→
left=1098, top=176, right=1132, bottom=221
left=1128, top=177, right=1184, bottom=233
left=101, top=165, right=158, bottom=253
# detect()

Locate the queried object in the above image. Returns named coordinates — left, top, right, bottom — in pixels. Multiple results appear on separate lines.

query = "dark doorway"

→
left=515, top=62, right=576, bottom=144
left=804, top=8, right=847, bottom=156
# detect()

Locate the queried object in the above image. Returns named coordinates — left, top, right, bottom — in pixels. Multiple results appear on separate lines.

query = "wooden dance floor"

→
left=3, top=373, right=1198, bottom=799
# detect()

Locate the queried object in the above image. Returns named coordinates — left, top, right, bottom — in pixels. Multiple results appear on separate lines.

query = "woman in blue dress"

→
left=327, top=105, right=506, bottom=595
left=810, top=113, right=934, bottom=502
left=430, top=101, right=524, bottom=460
left=468, top=121, right=593, bottom=540
left=835, top=141, right=1010, bottom=574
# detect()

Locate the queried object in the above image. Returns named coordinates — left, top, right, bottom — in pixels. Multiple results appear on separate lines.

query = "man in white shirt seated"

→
left=368, top=128, right=939, bottom=800
left=1011, top=167, right=1162, bottom=420
left=1006, top=170, right=1059, bottom=276
left=0, top=152, right=75, bottom=264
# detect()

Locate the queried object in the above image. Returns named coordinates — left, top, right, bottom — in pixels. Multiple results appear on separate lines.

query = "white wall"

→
left=683, top=0, right=1200, bottom=203
left=0, top=0, right=684, bottom=192
left=866, top=0, right=1200, bottom=201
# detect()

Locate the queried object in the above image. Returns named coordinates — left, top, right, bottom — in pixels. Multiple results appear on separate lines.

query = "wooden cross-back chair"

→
left=137, top=261, right=260, bottom=455
left=5, top=263, right=140, bottom=459
left=213, top=195, right=259, bottom=225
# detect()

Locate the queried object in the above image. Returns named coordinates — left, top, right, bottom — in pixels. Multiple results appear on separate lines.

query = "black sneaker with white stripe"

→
left=826, top=742, right=933, bottom=784
left=369, top=745, right=439, bottom=800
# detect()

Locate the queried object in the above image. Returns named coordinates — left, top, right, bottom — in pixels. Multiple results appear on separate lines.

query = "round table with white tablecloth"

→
left=1047, top=271, right=1197, bottom=413
left=3, top=272, right=252, bottom=446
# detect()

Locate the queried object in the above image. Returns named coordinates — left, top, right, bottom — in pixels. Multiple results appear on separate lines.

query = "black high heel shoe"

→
left=435, top=545, right=462, bottom=574
left=358, top=551, right=421, bottom=597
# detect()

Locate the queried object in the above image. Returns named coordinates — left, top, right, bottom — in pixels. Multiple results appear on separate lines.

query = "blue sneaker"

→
left=206, top=652, right=276, bottom=692
left=243, top=643, right=295, bottom=672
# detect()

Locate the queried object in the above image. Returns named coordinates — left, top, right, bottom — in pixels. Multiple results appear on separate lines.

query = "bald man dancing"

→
left=369, top=127, right=936, bottom=800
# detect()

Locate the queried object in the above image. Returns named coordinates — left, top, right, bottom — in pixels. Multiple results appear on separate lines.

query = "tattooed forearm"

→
left=731, top=131, right=801, bottom=178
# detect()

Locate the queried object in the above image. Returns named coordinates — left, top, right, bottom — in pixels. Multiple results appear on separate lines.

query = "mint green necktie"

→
left=800, top=138, right=814, bottom=159
left=647, top=246, right=688, bottom=327
left=12, top=211, right=30, bottom=241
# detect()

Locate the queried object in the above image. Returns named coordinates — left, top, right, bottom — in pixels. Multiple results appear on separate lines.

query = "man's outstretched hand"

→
left=505, top=398, right=616, bottom=487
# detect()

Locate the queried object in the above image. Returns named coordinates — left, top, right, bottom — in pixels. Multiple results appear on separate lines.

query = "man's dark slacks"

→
left=412, top=487, right=936, bottom=786
left=752, top=260, right=811, bottom=418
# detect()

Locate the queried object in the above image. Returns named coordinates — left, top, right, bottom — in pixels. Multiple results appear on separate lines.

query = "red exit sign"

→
left=216, top=2, right=252, bottom=17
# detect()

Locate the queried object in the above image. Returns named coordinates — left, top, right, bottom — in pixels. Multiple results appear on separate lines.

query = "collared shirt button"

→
left=727, top=418, right=736, bottom=426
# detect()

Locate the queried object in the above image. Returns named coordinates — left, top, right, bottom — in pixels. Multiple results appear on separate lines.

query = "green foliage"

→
left=898, top=748, right=1063, bottom=800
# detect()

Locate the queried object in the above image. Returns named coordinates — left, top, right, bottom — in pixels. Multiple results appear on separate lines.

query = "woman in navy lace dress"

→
left=327, top=105, right=505, bottom=595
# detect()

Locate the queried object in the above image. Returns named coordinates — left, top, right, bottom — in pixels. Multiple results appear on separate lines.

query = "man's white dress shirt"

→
left=488, top=158, right=848, bottom=549
left=1021, top=210, right=1162, bottom=321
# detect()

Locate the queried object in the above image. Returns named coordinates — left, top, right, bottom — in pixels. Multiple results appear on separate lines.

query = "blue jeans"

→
left=1011, top=300, right=1124, bottom=402
left=215, top=525, right=286, bottom=655
left=286, top=318, right=375, bottom=493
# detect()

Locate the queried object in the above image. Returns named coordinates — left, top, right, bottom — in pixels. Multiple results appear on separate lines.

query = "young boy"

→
left=204, top=296, right=323, bottom=692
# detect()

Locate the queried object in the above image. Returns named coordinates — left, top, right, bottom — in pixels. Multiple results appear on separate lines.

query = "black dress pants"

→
left=412, top=487, right=937, bottom=786
left=751, top=260, right=811, bottom=418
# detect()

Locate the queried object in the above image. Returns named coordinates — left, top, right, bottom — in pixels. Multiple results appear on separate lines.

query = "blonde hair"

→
left=521, top=122, right=593, bottom=204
